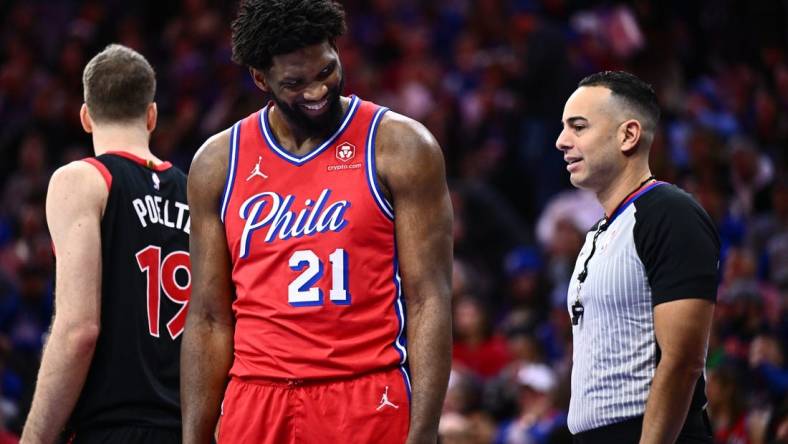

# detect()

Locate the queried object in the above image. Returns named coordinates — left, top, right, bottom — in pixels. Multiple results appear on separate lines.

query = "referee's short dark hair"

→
left=82, top=44, right=156, bottom=124
left=579, top=71, right=660, bottom=135
left=231, top=0, right=347, bottom=71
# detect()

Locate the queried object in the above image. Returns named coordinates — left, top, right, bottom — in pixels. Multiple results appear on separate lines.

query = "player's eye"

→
left=318, top=63, right=336, bottom=79
left=281, top=80, right=302, bottom=89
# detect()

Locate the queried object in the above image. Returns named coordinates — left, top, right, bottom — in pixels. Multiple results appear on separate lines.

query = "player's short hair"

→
left=82, top=44, right=156, bottom=124
left=579, top=71, right=660, bottom=136
left=231, top=0, right=347, bottom=71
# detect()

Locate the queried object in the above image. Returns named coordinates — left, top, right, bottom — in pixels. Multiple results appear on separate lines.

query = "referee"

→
left=555, top=71, right=719, bottom=443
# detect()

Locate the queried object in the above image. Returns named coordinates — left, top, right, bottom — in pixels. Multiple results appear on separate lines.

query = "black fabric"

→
left=67, top=425, right=182, bottom=444
left=632, top=184, right=719, bottom=416
left=573, top=409, right=713, bottom=444
left=633, top=184, right=720, bottom=306
left=66, top=154, right=189, bottom=433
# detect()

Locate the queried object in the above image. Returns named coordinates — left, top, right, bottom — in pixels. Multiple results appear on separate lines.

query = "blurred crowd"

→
left=0, top=1, right=786, bottom=443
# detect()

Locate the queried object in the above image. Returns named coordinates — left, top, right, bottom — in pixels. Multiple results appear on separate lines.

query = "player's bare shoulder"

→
left=376, top=111, right=442, bottom=161
left=374, top=110, right=445, bottom=189
left=189, top=128, right=233, bottom=206
left=47, top=160, right=109, bottom=216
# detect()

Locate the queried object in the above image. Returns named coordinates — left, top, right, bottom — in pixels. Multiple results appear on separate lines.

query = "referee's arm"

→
left=634, top=188, right=720, bottom=444
left=640, top=299, right=714, bottom=444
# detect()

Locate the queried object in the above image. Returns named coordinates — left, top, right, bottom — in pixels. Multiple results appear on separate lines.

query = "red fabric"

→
left=0, top=430, right=19, bottom=444
left=81, top=157, right=112, bottom=191
left=452, top=335, right=512, bottom=378
left=218, top=367, right=409, bottom=444
left=714, top=414, right=750, bottom=444
left=223, top=97, right=405, bottom=380
left=104, top=150, right=172, bottom=171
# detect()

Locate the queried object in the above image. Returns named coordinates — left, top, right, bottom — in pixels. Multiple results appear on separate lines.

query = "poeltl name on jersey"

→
left=132, top=195, right=190, bottom=234
left=238, top=188, right=350, bottom=258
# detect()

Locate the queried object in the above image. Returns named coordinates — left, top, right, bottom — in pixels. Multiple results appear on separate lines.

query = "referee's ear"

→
left=619, top=118, right=643, bottom=155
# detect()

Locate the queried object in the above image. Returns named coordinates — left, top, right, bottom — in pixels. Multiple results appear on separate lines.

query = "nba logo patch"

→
left=151, top=172, right=160, bottom=190
left=336, top=142, right=355, bottom=162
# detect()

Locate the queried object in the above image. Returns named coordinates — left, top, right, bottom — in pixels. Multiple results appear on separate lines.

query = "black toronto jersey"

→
left=66, top=152, right=190, bottom=433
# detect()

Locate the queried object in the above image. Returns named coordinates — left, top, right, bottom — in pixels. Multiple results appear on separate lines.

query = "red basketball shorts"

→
left=218, top=367, right=411, bottom=444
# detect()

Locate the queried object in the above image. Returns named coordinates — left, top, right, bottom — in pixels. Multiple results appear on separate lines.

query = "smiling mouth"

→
left=301, top=99, right=328, bottom=111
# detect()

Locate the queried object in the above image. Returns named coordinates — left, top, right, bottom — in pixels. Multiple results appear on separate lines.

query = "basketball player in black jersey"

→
left=21, top=45, right=190, bottom=444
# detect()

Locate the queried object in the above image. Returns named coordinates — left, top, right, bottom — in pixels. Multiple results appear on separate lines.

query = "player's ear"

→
left=80, top=103, right=93, bottom=134
left=250, top=68, right=270, bottom=93
left=146, top=102, right=158, bottom=133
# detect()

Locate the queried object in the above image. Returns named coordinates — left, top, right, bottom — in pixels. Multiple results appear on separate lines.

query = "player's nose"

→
left=303, top=83, right=329, bottom=102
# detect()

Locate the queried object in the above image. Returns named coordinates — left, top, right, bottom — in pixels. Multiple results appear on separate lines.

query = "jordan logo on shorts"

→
left=376, top=386, right=399, bottom=411
left=247, top=156, right=268, bottom=181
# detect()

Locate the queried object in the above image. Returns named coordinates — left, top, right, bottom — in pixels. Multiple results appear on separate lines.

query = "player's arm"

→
left=640, top=299, right=714, bottom=444
left=377, top=113, right=453, bottom=444
left=21, top=162, right=107, bottom=444
left=181, top=129, right=235, bottom=444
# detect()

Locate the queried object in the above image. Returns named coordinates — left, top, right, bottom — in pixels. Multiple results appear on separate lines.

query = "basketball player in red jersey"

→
left=22, top=45, right=189, bottom=443
left=180, top=1, right=453, bottom=443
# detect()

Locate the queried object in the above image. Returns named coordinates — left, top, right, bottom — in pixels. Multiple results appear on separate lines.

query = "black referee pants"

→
left=573, top=409, right=713, bottom=444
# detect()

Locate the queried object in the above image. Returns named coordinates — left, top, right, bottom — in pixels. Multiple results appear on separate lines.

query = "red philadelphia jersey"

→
left=221, top=96, right=408, bottom=385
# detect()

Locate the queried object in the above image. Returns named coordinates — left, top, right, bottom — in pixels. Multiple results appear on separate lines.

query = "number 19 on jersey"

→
left=136, top=246, right=191, bottom=339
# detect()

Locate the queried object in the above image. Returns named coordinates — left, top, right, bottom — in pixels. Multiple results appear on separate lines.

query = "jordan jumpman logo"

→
left=246, top=156, right=268, bottom=181
left=376, top=386, right=399, bottom=411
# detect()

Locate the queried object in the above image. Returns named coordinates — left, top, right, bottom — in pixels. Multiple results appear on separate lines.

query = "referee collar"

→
left=606, top=181, right=667, bottom=225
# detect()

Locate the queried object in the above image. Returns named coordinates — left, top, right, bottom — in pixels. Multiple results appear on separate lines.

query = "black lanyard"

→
left=571, top=175, right=656, bottom=326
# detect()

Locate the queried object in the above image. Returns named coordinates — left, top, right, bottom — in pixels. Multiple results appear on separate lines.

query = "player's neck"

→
left=269, top=96, right=350, bottom=154
left=597, top=165, right=653, bottom=217
left=91, top=125, right=160, bottom=162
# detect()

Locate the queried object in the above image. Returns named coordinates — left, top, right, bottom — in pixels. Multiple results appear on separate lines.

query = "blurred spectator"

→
left=493, top=363, right=567, bottom=444
left=500, top=310, right=545, bottom=365
left=535, top=189, right=602, bottom=251
left=452, top=296, right=512, bottom=379
left=543, top=218, right=585, bottom=309
left=764, top=400, right=788, bottom=444
left=1, top=132, right=49, bottom=220
left=748, top=334, right=788, bottom=402
left=750, top=179, right=788, bottom=291
left=535, top=189, right=601, bottom=308
left=728, top=135, right=775, bottom=218
left=707, top=363, right=753, bottom=444
left=501, top=247, right=550, bottom=322
left=717, top=247, right=782, bottom=350
left=439, top=412, right=476, bottom=444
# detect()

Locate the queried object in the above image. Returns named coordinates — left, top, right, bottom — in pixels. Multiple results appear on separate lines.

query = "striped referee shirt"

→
left=567, top=182, right=719, bottom=434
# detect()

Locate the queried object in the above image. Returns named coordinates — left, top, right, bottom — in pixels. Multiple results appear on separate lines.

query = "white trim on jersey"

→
left=220, top=122, right=241, bottom=223
left=393, top=262, right=407, bottom=364
left=365, top=107, right=394, bottom=220
left=260, top=96, right=361, bottom=165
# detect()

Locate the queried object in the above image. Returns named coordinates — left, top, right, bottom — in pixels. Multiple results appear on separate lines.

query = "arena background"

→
left=0, top=1, right=786, bottom=443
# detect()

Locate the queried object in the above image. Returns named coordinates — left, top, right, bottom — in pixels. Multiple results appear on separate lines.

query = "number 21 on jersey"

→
left=289, top=248, right=349, bottom=306
left=136, top=246, right=191, bottom=339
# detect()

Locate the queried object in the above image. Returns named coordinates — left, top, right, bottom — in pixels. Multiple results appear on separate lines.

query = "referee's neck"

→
left=597, top=167, right=653, bottom=217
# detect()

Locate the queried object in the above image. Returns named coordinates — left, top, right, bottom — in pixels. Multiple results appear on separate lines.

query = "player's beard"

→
left=271, top=76, right=345, bottom=136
